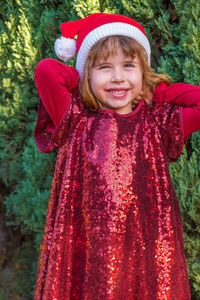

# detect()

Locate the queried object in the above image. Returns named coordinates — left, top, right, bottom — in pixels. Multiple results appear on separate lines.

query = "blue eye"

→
left=124, top=63, right=134, bottom=68
left=99, top=65, right=110, bottom=69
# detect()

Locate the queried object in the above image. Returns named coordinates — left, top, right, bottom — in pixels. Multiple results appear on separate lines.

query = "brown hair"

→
left=79, top=35, right=172, bottom=111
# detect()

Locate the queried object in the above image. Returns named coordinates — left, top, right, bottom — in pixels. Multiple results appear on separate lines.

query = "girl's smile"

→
left=106, top=88, right=130, bottom=98
left=90, top=47, right=143, bottom=114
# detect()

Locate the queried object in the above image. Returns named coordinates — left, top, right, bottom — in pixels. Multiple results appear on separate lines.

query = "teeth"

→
left=109, top=90, right=126, bottom=95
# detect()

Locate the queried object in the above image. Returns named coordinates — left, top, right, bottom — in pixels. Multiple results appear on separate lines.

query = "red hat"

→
left=54, top=13, right=151, bottom=77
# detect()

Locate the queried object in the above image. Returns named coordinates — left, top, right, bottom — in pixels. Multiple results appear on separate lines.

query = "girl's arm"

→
left=34, top=58, right=79, bottom=127
left=153, top=82, right=200, bottom=138
left=34, top=58, right=80, bottom=152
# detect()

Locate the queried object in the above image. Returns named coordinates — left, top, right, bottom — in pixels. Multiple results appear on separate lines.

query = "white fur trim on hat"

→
left=54, top=36, right=76, bottom=61
left=76, top=22, right=151, bottom=77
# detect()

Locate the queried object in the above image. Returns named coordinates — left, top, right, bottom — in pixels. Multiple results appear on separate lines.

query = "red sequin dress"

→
left=34, top=89, right=191, bottom=299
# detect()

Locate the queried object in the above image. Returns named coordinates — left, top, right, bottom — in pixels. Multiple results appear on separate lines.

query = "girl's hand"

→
left=132, top=91, right=144, bottom=105
left=133, top=86, right=153, bottom=106
left=143, top=85, right=153, bottom=105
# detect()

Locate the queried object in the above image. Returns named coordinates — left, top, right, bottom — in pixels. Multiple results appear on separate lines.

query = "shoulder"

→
left=151, top=101, right=180, bottom=122
left=150, top=102, right=184, bottom=162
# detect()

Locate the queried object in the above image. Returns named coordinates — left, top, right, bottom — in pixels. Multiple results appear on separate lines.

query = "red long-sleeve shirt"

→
left=34, top=58, right=200, bottom=139
left=154, top=82, right=200, bottom=138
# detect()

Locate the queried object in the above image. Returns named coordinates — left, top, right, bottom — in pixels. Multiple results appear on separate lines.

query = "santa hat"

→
left=54, top=13, right=151, bottom=77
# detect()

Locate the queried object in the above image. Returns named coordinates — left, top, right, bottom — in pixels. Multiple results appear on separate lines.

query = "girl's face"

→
left=89, top=46, right=143, bottom=114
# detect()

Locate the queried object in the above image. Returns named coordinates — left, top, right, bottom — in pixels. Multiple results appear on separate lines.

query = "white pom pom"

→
left=54, top=36, right=76, bottom=61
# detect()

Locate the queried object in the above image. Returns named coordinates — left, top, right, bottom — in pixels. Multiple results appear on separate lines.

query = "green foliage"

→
left=5, top=136, right=55, bottom=241
left=156, top=1, right=200, bottom=297
left=157, top=0, right=200, bottom=84
left=0, top=0, right=200, bottom=297
left=0, top=240, right=36, bottom=299
left=169, top=134, right=200, bottom=299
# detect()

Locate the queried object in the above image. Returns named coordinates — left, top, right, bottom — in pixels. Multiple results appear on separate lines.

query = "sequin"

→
left=34, top=95, right=190, bottom=299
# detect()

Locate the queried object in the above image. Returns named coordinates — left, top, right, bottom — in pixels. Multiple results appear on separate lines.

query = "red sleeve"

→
left=34, top=58, right=79, bottom=127
left=153, top=82, right=200, bottom=138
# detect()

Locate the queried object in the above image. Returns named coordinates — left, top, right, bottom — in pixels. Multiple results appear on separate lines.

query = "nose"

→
left=111, top=66, right=124, bottom=82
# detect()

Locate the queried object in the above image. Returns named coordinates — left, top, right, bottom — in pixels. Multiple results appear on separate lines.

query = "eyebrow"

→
left=124, top=59, right=137, bottom=63
left=124, top=56, right=138, bottom=62
left=93, top=56, right=139, bottom=67
left=93, top=61, right=110, bottom=67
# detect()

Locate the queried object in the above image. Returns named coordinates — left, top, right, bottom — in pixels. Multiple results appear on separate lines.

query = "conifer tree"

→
left=156, top=1, right=200, bottom=298
left=0, top=0, right=199, bottom=298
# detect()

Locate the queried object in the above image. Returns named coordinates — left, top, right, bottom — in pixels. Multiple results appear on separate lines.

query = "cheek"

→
left=90, top=74, right=105, bottom=93
left=136, top=73, right=143, bottom=89
left=89, top=78, right=102, bottom=101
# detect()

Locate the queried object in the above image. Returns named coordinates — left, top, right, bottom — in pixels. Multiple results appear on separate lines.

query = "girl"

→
left=34, top=13, right=200, bottom=299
